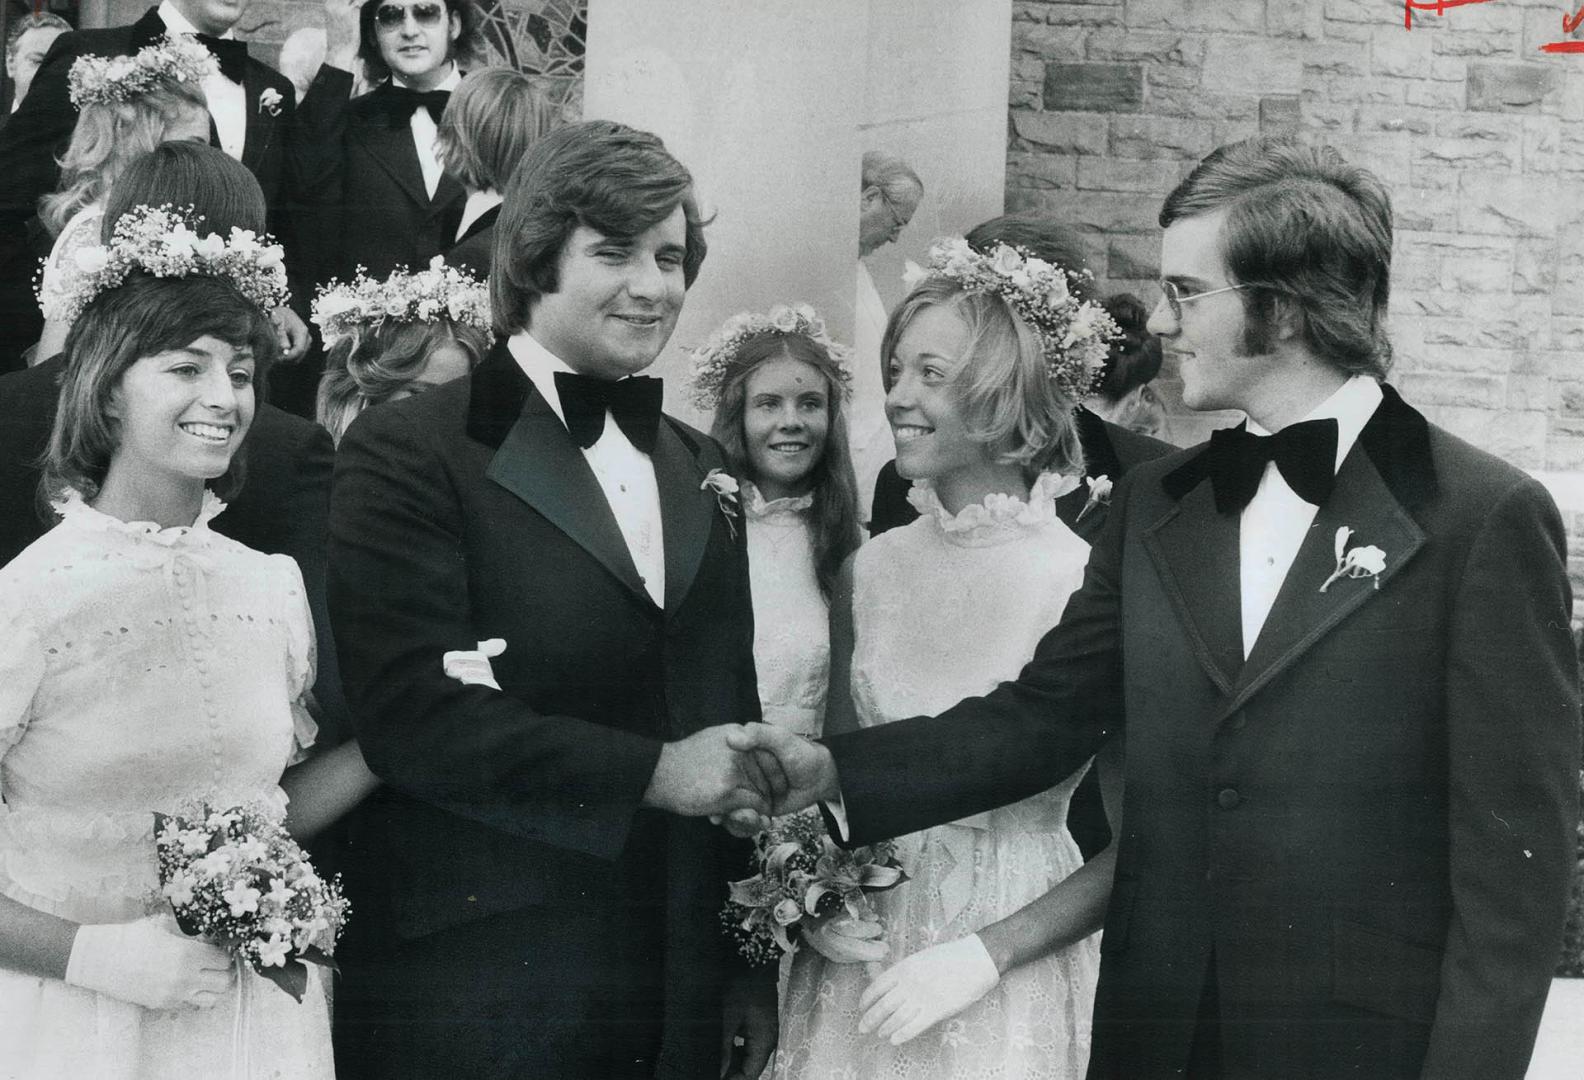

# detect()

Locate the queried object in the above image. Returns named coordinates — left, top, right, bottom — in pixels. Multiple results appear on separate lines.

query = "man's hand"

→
left=270, top=306, right=312, bottom=363
left=323, top=0, right=361, bottom=71
left=718, top=969, right=777, bottom=1079
left=643, top=725, right=770, bottom=821
left=724, top=723, right=839, bottom=818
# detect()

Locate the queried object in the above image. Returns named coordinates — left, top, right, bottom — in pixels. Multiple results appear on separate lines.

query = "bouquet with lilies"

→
left=722, top=808, right=907, bottom=966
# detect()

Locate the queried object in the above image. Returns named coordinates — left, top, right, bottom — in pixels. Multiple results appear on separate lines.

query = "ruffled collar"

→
left=742, top=480, right=814, bottom=523
left=52, top=487, right=228, bottom=547
left=906, top=472, right=1081, bottom=547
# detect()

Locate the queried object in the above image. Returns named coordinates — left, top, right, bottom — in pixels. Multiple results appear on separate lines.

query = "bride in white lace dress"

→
left=775, top=264, right=1122, bottom=1079
left=0, top=231, right=375, bottom=1078
left=697, top=306, right=863, bottom=737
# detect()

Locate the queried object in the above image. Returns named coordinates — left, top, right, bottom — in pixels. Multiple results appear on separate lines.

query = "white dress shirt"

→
left=393, top=64, right=461, bottom=200
left=507, top=332, right=666, bottom=607
left=157, top=2, right=245, bottom=161
left=1239, top=375, right=1383, bottom=657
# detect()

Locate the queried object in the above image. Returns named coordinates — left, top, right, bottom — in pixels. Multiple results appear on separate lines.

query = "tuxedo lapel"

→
left=485, top=392, right=653, bottom=607
left=240, top=64, right=278, bottom=174
left=1144, top=475, right=1244, bottom=695
left=1226, top=426, right=1428, bottom=721
left=469, top=341, right=653, bottom=607
left=652, top=419, right=713, bottom=616
left=1056, top=408, right=1125, bottom=541
left=352, top=89, right=433, bottom=210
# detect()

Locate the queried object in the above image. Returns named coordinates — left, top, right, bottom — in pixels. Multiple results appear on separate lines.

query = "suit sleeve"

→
left=1420, top=476, right=1581, bottom=1079
left=827, top=470, right=1130, bottom=846
left=328, top=403, right=665, bottom=863
left=278, top=421, right=351, bottom=747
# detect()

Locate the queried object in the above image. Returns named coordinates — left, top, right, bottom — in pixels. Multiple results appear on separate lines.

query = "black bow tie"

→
left=553, top=372, right=663, bottom=455
left=384, top=85, right=451, bottom=126
left=193, top=34, right=247, bottom=83
left=1201, top=418, right=1339, bottom=515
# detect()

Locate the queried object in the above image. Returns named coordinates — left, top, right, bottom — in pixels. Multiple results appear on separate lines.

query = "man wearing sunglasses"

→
left=734, top=135, right=1580, bottom=1080
left=0, top=0, right=300, bottom=372
left=292, top=0, right=477, bottom=290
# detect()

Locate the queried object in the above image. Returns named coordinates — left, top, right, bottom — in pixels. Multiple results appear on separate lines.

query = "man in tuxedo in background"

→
left=737, top=136, right=1581, bottom=1079
left=327, top=119, right=776, bottom=1080
left=0, top=0, right=299, bottom=372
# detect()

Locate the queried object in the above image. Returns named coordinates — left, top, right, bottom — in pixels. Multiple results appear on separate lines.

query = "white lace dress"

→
left=744, top=483, right=829, bottom=737
left=775, top=474, right=1101, bottom=1080
left=0, top=493, right=334, bottom=1080
left=36, top=205, right=103, bottom=323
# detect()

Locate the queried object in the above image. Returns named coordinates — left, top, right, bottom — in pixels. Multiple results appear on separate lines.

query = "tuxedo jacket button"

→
left=1217, top=787, right=1241, bottom=810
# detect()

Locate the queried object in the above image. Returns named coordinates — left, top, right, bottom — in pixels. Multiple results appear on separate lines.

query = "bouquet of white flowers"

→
left=721, top=808, right=906, bottom=966
left=154, top=802, right=349, bottom=1001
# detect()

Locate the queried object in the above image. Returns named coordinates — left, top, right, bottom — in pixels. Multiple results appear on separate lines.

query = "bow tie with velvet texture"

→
left=193, top=34, right=248, bottom=83
left=1197, top=418, right=1340, bottom=515
left=553, top=371, right=663, bottom=454
left=383, top=86, right=451, bottom=126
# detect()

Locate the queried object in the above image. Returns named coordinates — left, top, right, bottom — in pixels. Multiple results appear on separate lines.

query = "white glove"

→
left=442, top=638, right=506, bottom=690
left=858, top=933, right=1000, bottom=1044
left=803, top=912, right=889, bottom=965
left=65, top=915, right=236, bottom=1010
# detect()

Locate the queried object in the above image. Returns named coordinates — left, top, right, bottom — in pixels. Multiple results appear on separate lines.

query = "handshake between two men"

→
left=641, top=723, right=840, bottom=837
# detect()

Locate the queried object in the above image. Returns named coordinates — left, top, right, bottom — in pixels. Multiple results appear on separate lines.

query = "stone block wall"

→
left=1007, top=0, right=1584, bottom=466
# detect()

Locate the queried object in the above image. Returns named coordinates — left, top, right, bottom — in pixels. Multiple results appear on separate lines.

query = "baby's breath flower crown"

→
left=902, top=237, right=1120, bottom=401
left=68, top=35, right=218, bottom=110
left=40, top=204, right=289, bottom=326
left=311, top=256, right=491, bottom=347
left=687, top=303, right=853, bottom=412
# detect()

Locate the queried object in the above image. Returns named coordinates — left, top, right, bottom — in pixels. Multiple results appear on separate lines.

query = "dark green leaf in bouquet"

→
left=259, top=959, right=309, bottom=1003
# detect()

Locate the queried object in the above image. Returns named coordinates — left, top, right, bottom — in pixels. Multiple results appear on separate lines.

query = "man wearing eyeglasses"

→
left=852, top=149, right=923, bottom=521
left=293, top=0, right=474, bottom=289
left=0, top=0, right=301, bottom=372
left=734, top=135, right=1580, bottom=1080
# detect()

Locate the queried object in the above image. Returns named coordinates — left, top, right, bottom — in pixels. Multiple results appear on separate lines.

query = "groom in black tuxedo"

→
left=327, top=119, right=776, bottom=1080
left=737, top=137, right=1581, bottom=1079
left=0, top=0, right=298, bottom=371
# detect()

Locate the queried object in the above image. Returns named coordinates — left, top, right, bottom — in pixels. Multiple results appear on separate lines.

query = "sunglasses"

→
left=374, top=2, right=446, bottom=29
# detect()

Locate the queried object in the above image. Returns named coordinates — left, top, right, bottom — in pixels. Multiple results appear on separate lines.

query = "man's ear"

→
left=448, top=10, right=462, bottom=46
left=1268, top=291, right=1304, bottom=343
left=104, top=384, right=123, bottom=422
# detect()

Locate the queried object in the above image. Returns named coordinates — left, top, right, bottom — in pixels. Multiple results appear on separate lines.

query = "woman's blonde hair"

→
left=436, top=68, right=557, bottom=192
left=42, top=78, right=208, bottom=236
left=315, top=319, right=490, bottom=444
left=881, top=276, right=1084, bottom=481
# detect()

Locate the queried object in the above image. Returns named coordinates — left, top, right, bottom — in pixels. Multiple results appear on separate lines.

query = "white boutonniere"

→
left=701, top=469, right=741, bottom=539
left=1319, top=526, right=1386, bottom=593
left=1076, top=474, right=1112, bottom=522
left=258, top=87, right=283, bottom=117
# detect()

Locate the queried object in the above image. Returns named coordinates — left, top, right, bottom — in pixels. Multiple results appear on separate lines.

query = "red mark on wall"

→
left=1403, top=0, right=1498, bottom=31
left=1406, top=0, right=1584, bottom=54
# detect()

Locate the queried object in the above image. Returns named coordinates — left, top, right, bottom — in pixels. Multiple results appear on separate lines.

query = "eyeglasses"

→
left=374, top=2, right=446, bottom=29
left=877, top=193, right=909, bottom=238
left=1158, top=280, right=1251, bottom=322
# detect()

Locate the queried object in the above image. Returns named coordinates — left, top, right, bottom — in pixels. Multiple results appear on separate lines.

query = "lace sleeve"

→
left=37, top=208, right=104, bottom=322
left=272, top=554, right=319, bottom=765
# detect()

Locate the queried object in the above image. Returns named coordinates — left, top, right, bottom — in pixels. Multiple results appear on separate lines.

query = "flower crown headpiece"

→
left=310, top=256, right=491, bottom=346
left=68, top=35, right=218, bottom=110
left=39, top=204, right=289, bottom=326
left=902, top=237, right=1119, bottom=401
left=687, top=303, right=853, bottom=411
